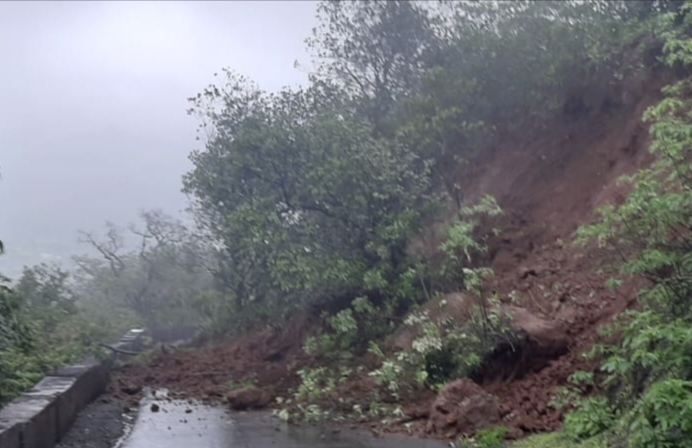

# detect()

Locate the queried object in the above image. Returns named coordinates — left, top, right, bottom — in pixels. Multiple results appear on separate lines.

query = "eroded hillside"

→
left=445, top=68, right=676, bottom=435
left=109, top=63, right=677, bottom=440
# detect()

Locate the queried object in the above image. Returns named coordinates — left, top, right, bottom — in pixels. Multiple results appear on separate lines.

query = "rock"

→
left=121, top=384, right=142, bottom=395
left=226, top=387, right=272, bottom=411
left=503, top=305, right=569, bottom=354
left=518, top=267, right=538, bottom=279
left=470, top=305, right=570, bottom=382
left=403, top=403, right=430, bottom=422
left=426, top=379, right=501, bottom=438
left=506, top=426, right=524, bottom=440
left=150, top=403, right=160, bottom=412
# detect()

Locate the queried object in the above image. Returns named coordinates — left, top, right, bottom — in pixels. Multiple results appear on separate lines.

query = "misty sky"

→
left=0, top=1, right=317, bottom=278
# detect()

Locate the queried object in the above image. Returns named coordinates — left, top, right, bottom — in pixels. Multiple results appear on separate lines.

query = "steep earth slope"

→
left=109, top=67, right=675, bottom=439
left=440, top=67, right=675, bottom=435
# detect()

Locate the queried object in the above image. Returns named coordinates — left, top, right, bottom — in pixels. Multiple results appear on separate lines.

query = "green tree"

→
left=75, top=210, right=212, bottom=328
left=15, top=264, right=78, bottom=335
left=0, top=278, right=32, bottom=355
left=0, top=278, right=40, bottom=406
left=434, top=1, right=640, bottom=126
left=184, top=71, right=438, bottom=317
left=304, top=0, right=650, bottom=202
left=307, top=0, right=441, bottom=131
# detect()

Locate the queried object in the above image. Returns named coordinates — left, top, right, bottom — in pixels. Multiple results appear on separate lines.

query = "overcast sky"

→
left=0, top=1, right=317, bottom=278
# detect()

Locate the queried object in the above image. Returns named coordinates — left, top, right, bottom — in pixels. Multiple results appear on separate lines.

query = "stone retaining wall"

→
left=0, top=329, right=145, bottom=448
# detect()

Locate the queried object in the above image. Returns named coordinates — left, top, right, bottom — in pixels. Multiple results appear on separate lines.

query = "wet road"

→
left=117, top=390, right=447, bottom=448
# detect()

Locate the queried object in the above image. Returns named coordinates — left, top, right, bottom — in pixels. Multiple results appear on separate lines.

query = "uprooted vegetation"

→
left=6, top=0, right=692, bottom=446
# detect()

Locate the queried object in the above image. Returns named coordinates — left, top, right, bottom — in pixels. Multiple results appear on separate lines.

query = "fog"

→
left=0, top=1, right=317, bottom=278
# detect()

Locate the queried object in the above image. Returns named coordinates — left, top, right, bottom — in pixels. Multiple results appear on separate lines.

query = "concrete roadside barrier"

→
left=0, top=328, right=145, bottom=448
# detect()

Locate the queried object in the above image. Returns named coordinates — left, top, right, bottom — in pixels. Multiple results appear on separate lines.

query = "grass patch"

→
left=512, top=432, right=607, bottom=448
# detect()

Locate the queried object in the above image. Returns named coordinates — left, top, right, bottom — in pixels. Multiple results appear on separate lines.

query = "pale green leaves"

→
left=568, top=7, right=692, bottom=442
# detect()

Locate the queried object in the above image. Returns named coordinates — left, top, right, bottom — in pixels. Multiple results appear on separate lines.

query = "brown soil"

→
left=109, top=313, right=317, bottom=409
left=109, top=66, right=676, bottom=441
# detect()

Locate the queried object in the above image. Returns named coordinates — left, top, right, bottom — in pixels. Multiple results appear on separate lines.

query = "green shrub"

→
left=572, top=3, right=692, bottom=445
left=458, top=426, right=514, bottom=448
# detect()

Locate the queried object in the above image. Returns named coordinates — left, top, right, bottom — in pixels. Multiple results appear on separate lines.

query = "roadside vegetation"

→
left=4, top=1, right=692, bottom=446
left=566, top=4, right=692, bottom=447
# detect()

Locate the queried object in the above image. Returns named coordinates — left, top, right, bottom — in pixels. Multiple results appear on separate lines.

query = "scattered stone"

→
left=150, top=403, right=160, bottom=412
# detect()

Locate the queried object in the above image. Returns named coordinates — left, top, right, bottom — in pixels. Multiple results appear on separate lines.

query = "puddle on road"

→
left=117, top=389, right=447, bottom=448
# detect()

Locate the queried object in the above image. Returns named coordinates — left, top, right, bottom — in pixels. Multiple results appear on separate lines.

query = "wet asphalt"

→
left=117, top=390, right=448, bottom=448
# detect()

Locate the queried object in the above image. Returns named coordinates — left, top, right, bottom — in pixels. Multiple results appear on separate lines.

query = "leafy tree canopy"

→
left=184, top=74, right=438, bottom=313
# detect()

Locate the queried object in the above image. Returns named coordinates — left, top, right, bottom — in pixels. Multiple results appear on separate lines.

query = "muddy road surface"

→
left=60, top=389, right=448, bottom=448
left=121, top=390, right=447, bottom=448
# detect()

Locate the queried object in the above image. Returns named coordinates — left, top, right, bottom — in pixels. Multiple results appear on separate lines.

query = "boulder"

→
left=503, top=305, right=568, bottom=355
left=226, top=387, right=272, bottom=411
left=426, top=379, right=501, bottom=438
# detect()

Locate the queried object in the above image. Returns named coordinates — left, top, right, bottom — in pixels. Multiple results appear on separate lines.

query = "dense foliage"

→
left=183, top=0, right=656, bottom=333
left=184, top=73, right=441, bottom=325
left=570, top=2, right=692, bottom=446
left=0, top=212, right=205, bottom=405
left=0, top=263, right=130, bottom=406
